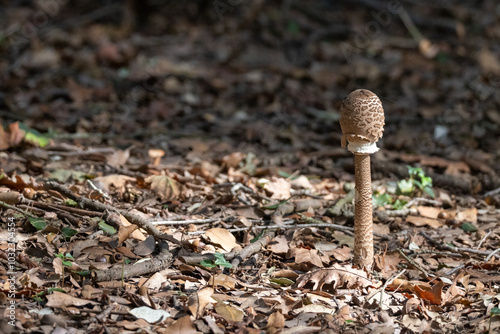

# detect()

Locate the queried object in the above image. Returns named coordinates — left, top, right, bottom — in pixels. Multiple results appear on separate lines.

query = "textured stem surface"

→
left=353, top=154, right=373, bottom=270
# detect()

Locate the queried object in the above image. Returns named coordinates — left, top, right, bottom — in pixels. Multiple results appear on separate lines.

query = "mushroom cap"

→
left=339, top=89, right=384, bottom=152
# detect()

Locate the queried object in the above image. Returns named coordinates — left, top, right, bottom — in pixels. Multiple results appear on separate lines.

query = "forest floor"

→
left=1, top=1, right=500, bottom=333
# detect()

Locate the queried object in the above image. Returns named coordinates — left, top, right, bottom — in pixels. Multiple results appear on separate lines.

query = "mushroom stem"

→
left=354, top=153, right=374, bottom=270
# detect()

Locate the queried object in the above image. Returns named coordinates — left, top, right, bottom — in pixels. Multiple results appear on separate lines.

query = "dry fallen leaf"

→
left=268, top=235, right=290, bottom=256
left=188, top=287, right=215, bottom=319
left=46, top=291, right=99, bottom=308
left=266, top=311, right=285, bottom=329
left=264, top=177, right=292, bottom=199
left=204, top=228, right=237, bottom=252
left=293, top=248, right=324, bottom=268
left=164, top=315, right=198, bottom=334
left=214, top=299, right=245, bottom=322
left=147, top=175, right=181, bottom=200
left=456, top=207, right=477, bottom=224
left=406, top=215, right=442, bottom=228
left=295, top=264, right=372, bottom=291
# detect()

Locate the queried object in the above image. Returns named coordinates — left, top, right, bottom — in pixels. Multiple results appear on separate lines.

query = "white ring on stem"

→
left=347, top=141, right=379, bottom=154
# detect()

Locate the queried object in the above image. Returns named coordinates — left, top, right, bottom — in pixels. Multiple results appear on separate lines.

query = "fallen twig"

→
left=43, top=181, right=179, bottom=244
left=398, top=249, right=432, bottom=278
left=91, top=241, right=172, bottom=282
left=420, top=231, right=499, bottom=259
left=230, top=231, right=275, bottom=269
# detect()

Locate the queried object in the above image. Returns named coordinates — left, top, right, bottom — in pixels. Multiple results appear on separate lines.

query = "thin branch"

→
left=420, top=231, right=499, bottom=259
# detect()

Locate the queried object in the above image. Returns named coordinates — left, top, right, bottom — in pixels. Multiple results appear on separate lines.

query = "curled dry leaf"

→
left=295, top=264, right=373, bottom=291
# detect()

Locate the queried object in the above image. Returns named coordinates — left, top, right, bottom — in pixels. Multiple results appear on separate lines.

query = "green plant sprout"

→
left=55, top=252, right=74, bottom=267
left=200, top=253, right=232, bottom=289
left=397, top=166, right=435, bottom=198
left=200, top=253, right=232, bottom=269
left=373, top=166, right=435, bottom=209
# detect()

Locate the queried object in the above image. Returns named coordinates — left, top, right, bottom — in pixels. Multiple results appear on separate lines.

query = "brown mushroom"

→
left=339, top=89, right=385, bottom=271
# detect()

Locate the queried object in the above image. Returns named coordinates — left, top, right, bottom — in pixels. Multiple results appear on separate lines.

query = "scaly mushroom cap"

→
left=340, top=89, right=385, bottom=154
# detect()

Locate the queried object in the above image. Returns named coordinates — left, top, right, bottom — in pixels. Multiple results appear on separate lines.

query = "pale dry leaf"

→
left=214, top=300, right=245, bottom=322
left=293, top=248, right=324, bottom=268
left=188, top=287, right=215, bottom=319
left=93, top=174, right=135, bottom=190
left=129, top=306, right=171, bottom=323
left=295, top=264, right=372, bottom=291
left=264, top=178, right=291, bottom=199
left=214, top=274, right=238, bottom=290
left=327, top=247, right=352, bottom=262
left=406, top=215, right=442, bottom=228
left=141, top=272, right=167, bottom=290
left=147, top=175, right=181, bottom=200
left=477, top=49, right=500, bottom=75
left=46, top=291, right=99, bottom=308
left=204, top=228, right=237, bottom=252
left=293, top=303, right=336, bottom=315
left=164, top=315, right=198, bottom=334
left=52, top=257, right=64, bottom=276
left=268, top=235, right=289, bottom=256
left=290, top=175, right=313, bottom=190
left=417, top=206, right=442, bottom=219
left=222, top=152, right=245, bottom=168
left=106, top=148, right=131, bottom=168
left=119, top=214, right=146, bottom=241
left=456, top=207, right=477, bottom=224
left=266, top=311, right=285, bottom=329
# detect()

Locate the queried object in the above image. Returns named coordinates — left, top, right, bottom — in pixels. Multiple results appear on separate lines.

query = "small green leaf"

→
left=278, top=170, right=292, bottom=178
left=423, top=186, right=435, bottom=198
left=62, top=260, right=73, bottom=266
left=461, top=222, right=478, bottom=232
left=64, top=199, right=77, bottom=207
left=29, top=217, right=47, bottom=230
left=200, top=259, right=216, bottom=268
left=287, top=21, right=300, bottom=35
left=421, top=176, right=433, bottom=188
left=262, top=198, right=291, bottom=210
left=270, top=277, right=294, bottom=286
left=72, top=270, right=91, bottom=276
left=392, top=199, right=407, bottom=210
left=373, top=193, right=392, bottom=207
left=214, top=253, right=232, bottom=268
left=98, top=221, right=117, bottom=235
left=61, top=227, right=78, bottom=238
left=19, top=123, right=50, bottom=147
left=397, top=179, right=414, bottom=195
left=250, top=230, right=265, bottom=243
left=47, top=288, right=65, bottom=294
left=491, top=307, right=500, bottom=315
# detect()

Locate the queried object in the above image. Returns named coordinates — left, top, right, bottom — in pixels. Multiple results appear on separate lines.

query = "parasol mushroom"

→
left=339, top=89, right=385, bottom=271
